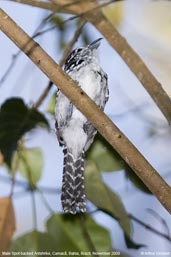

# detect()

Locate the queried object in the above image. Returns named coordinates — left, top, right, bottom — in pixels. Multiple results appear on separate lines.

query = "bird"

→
left=55, top=38, right=109, bottom=214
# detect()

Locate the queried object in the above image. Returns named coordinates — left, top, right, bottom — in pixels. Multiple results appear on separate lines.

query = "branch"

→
left=9, top=0, right=58, bottom=11
left=91, top=209, right=171, bottom=243
left=147, top=208, right=171, bottom=238
left=59, top=20, right=86, bottom=67
left=129, top=214, right=171, bottom=243
left=34, top=81, right=53, bottom=109
left=7, top=0, right=95, bottom=14
left=1, top=9, right=171, bottom=214
left=10, top=0, right=171, bottom=124
left=0, top=174, right=61, bottom=194
left=79, top=215, right=99, bottom=256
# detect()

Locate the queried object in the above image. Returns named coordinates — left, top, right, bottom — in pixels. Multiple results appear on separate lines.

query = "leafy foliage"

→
left=47, top=214, right=112, bottom=253
left=86, top=134, right=151, bottom=196
left=47, top=93, right=56, bottom=115
left=11, top=214, right=112, bottom=257
left=0, top=97, right=147, bottom=252
left=125, top=166, right=151, bottom=194
left=85, top=160, right=131, bottom=237
left=86, top=134, right=124, bottom=172
left=85, top=161, right=144, bottom=249
left=0, top=98, right=49, bottom=166
left=11, top=147, right=44, bottom=186
left=10, top=231, right=56, bottom=255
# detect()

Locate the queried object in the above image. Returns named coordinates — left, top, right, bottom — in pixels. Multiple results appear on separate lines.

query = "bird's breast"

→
left=70, top=65, right=102, bottom=101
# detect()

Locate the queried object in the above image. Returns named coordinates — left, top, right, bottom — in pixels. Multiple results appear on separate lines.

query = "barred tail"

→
left=61, top=147, right=86, bottom=214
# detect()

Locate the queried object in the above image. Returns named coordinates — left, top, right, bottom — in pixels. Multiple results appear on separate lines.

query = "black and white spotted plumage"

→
left=55, top=38, right=109, bottom=214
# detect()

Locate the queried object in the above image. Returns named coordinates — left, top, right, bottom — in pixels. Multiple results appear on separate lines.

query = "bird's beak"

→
left=88, top=38, right=103, bottom=50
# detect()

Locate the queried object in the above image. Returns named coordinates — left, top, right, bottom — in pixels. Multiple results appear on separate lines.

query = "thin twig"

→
left=147, top=208, right=171, bottom=238
left=32, top=24, right=57, bottom=38
left=0, top=174, right=28, bottom=188
left=7, top=0, right=96, bottom=14
left=59, top=20, right=86, bottom=67
left=63, top=0, right=123, bottom=23
left=9, top=149, right=21, bottom=197
left=0, top=14, right=56, bottom=86
left=34, top=19, right=86, bottom=108
left=12, top=190, right=30, bottom=198
left=31, top=191, right=37, bottom=230
left=79, top=215, right=99, bottom=257
left=37, top=187, right=55, bottom=214
left=8, top=0, right=122, bottom=14
left=0, top=53, right=18, bottom=85
left=0, top=174, right=61, bottom=194
left=34, top=81, right=53, bottom=109
left=9, top=175, right=16, bottom=198
left=129, top=213, right=171, bottom=243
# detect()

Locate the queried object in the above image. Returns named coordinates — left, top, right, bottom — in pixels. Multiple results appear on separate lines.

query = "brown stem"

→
left=7, top=0, right=75, bottom=14
left=147, top=208, right=171, bottom=238
left=0, top=9, right=171, bottom=214
left=34, top=81, right=53, bottom=109
left=59, top=20, right=86, bottom=67
left=8, top=0, right=96, bottom=14
left=79, top=215, right=99, bottom=256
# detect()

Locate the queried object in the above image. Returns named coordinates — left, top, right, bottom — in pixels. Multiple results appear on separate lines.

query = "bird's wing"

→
left=55, top=91, right=73, bottom=146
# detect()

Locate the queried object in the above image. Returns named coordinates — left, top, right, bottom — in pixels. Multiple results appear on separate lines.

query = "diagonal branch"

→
left=0, top=8, right=171, bottom=214
left=9, top=0, right=171, bottom=124
left=7, top=0, right=97, bottom=14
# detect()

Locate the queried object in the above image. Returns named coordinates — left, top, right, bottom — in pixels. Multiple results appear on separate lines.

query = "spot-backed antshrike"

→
left=55, top=38, right=109, bottom=214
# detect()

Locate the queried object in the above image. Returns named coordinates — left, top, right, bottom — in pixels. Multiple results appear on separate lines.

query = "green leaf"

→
left=11, top=147, right=43, bottom=185
left=0, top=98, right=49, bottom=166
left=86, top=135, right=124, bottom=172
left=10, top=230, right=57, bottom=256
left=47, top=214, right=112, bottom=254
left=125, top=166, right=151, bottom=194
left=85, top=160, right=131, bottom=237
left=47, top=93, right=56, bottom=115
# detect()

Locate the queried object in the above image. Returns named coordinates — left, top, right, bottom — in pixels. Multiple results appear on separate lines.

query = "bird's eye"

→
left=77, top=48, right=82, bottom=53
left=77, top=59, right=84, bottom=65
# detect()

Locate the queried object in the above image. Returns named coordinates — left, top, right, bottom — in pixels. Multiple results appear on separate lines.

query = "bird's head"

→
left=64, top=38, right=103, bottom=72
